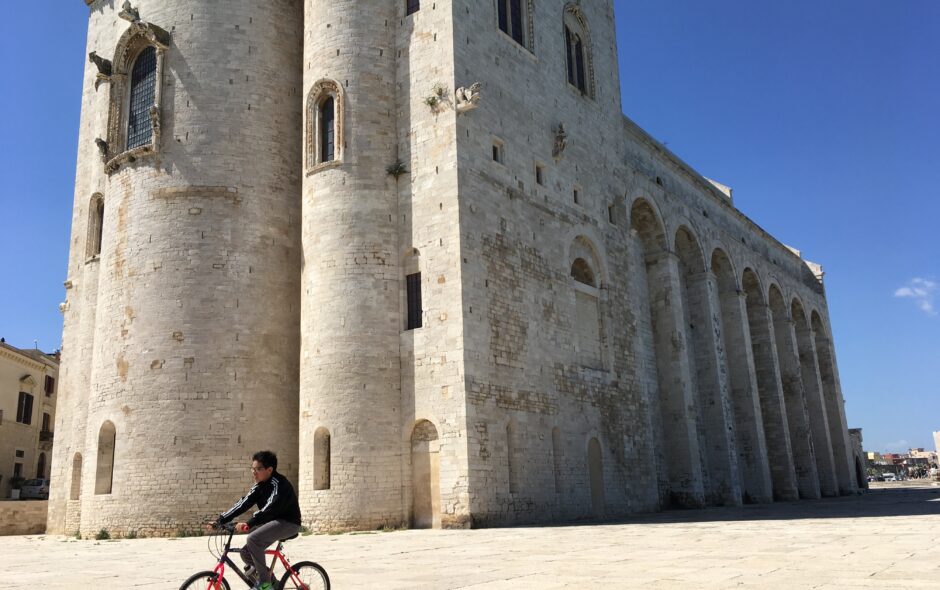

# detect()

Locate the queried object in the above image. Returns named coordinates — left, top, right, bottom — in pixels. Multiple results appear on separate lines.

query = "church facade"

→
left=49, top=0, right=858, bottom=537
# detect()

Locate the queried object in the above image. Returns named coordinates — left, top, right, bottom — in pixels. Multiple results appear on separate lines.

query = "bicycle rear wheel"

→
left=179, top=570, right=231, bottom=590
left=279, top=561, right=330, bottom=590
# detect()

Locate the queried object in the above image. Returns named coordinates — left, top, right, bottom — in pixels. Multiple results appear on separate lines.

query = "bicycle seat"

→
left=279, top=533, right=299, bottom=542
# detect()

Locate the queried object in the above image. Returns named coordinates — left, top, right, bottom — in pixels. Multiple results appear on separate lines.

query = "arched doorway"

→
left=37, top=452, right=46, bottom=479
left=411, top=420, right=441, bottom=529
left=588, top=438, right=604, bottom=518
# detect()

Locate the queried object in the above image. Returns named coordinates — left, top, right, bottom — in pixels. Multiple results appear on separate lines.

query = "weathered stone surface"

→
left=51, top=0, right=858, bottom=536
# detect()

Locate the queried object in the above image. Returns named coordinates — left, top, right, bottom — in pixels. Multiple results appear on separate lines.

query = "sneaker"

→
left=250, top=583, right=274, bottom=590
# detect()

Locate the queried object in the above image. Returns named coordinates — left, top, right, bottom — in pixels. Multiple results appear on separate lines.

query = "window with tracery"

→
left=127, top=47, right=157, bottom=150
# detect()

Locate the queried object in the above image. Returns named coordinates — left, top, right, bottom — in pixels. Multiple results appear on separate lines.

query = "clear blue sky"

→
left=0, top=1, right=937, bottom=453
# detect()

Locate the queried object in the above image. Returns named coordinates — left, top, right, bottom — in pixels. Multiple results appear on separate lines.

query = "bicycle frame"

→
left=205, top=527, right=302, bottom=589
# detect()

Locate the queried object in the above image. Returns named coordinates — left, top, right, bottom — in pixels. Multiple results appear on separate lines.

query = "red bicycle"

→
left=179, top=522, right=330, bottom=590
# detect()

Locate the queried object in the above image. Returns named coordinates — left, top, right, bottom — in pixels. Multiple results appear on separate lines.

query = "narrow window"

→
left=573, top=188, right=580, bottom=205
left=552, top=427, right=563, bottom=494
left=492, top=140, right=505, bottom=164
left=41, top=412, right=51, bottom=433
left=575, top=36, right=587, bottom=93
left=510, top=0, right=525, bottom=45
left=535, top=164, right=544, bottom=186
left=406, top=272, right=423, bottom=330
left=497, top=0, right=509, bottom=36
left=70, top=453, right=83, bottom=501
left=320, top=97, right=335, bottom=163
left=87, top=195, right=104, bottom=259
left=44, top=375, right=55, bottom=396
left=126, top=46, right=157, bottom=150
left=314, top=427, right=331, bottom=490
left=565, top=28, right=576, bottom=86
left=406, top=0, right=420, bottom=15
left=95, top=421, right=116, bottom=495
left=16, top=392, right=33, bottom=425
left=507, top=422, right=518, bottom=494
left=608, top=205, right=616, bottom=224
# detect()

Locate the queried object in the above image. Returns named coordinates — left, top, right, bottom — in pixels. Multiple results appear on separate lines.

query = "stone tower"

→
left=48, top=0, right=303, bottom=536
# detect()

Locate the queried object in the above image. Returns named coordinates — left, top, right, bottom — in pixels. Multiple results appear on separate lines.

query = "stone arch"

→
left=743, top=268, right=799, bottom=501
left=306, top=79, right=345, bottom=170
left=769, top=286, right=820, bottom=499
left=587, top=437, right=604, bottom=517
left=791, top=298, right=837, bottom=496
left=631, top=198, right=704, bottom=507
left=313, top=427, right=331, bottom=491
left=711, top=251, right=773, bottom=503
left=410, top=419, right=441, bottom=529
left=567, top=233, right=607, bottom=285
left=70, top=453, right=83, bottom=501
left=675, top=227, right=738, bottom=505
left=812, top=310, right=855, bottom=494
left=86, top=193, right=105, bottom=259
left=629, top=197, right=668, bottom=255
left=563, top=3, right=596, bottom=98
left=95, top=421, right=116, bottom=495
left=104, top=21, right=169, bottom=168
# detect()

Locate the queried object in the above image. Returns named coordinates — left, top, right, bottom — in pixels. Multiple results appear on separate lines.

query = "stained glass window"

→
left=127, top=46, right=157, bottom=150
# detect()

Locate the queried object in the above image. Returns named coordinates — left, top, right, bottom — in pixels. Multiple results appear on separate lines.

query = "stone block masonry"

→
left=50, top=0, right=858, bottom=536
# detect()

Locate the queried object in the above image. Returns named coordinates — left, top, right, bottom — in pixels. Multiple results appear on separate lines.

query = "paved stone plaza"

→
left=3, top=483, right=938, bottom=589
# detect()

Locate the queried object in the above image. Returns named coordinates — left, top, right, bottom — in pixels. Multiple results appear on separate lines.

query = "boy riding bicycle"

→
left=213, top=451, right=302, bottom=590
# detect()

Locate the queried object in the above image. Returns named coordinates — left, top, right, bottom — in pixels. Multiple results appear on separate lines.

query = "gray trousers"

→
left=240, top=519, right=301, bottom=585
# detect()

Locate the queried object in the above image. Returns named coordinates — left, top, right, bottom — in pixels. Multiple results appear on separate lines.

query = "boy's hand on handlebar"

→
left=235, top=522, right=250, bottom=534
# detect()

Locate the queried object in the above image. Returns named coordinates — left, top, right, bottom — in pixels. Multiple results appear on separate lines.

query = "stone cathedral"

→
left=49, top=0, right=863, bottom=537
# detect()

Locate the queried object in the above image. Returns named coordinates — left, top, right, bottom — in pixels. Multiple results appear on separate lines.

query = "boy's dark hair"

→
left=252, top=450, right=278, bottom=471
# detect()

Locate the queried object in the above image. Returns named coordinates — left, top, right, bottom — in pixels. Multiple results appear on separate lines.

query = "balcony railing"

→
left=39, top=430, right=54, bottom=442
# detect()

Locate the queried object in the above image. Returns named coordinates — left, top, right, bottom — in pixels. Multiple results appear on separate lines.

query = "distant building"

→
left=0, top=340, right=58, bottom=494
left=934, top=432, right=940, bottom=458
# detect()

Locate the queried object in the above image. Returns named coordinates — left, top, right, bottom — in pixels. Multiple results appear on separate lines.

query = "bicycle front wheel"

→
left=279, top=561, right=330, bottom=590
left=179, top=570, right=231, bottom=590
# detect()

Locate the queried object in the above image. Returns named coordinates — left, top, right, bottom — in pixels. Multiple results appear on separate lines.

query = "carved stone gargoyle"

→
left=119, top=1, right=140, bottom=23
left=455, top=82, right=483, bottom=114
left=88, top=51, right=112, bottom=77
left=552, top=123, right=568, bottom=160
left=95, top=138, right=109, bottom=159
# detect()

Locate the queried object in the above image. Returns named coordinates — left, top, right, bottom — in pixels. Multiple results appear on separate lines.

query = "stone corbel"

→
left=129, top=20, right=171, bottom=50
left=88, top=51, right=112, bottom=90
left=58, top=301, right=70, bottom=314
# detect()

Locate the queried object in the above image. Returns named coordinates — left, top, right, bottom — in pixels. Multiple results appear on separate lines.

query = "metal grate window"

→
left=127, top=46, right=157, bottom=150
left=320, top=97, right=335, bottom=163
left=406, top=272, right=423, bottom=331
left=406, top=0, right=420, bottom=16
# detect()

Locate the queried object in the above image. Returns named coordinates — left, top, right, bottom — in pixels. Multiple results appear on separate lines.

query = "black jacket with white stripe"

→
left=217, top=471, right=302, bottom=528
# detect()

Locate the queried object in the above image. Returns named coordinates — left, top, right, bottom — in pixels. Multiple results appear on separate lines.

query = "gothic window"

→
left=87, top=194, right=105, bottom=259
left=307, top=80, right=344, bottom=170
left=95, top=421, right=116, bottom=495
left=103, top=21, right=169, bottom=171
left=563, top=7, right=595, bottom=98
left=127, top=47, right=157, bottom=150
left=406, top=273, right=423, bottom=330
left=314, top=427, right=331, bottom=490
left=406, top=0, right=420, bottom=15
left=497, top=0, right=533, bottom=51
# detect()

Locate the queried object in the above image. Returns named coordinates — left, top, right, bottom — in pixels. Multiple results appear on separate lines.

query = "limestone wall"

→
left=52, top=0, right=302, bottom=537
left=0, top=501, right=47, bottom=536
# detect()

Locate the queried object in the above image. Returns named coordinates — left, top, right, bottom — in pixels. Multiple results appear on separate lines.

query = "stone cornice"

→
left=0, top=345, right=54, bottom=373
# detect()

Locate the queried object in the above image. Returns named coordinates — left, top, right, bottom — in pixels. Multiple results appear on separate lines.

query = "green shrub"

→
left=95, top=529, right=110, bottom=540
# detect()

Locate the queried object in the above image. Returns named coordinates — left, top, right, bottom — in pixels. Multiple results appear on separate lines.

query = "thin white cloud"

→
left=894, top=278, right=937, bottom=316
